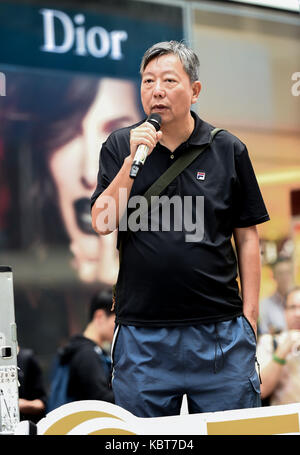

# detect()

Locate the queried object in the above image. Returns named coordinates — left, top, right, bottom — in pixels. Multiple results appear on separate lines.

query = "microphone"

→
left=129, top=113, right=162, bottom=179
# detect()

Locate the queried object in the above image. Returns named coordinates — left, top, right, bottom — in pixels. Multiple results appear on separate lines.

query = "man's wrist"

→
left=124, top=155, right=134, bottom=166
left=120, top=155, right=135, bottom=180
left=244, top=314, right=257, bottom=337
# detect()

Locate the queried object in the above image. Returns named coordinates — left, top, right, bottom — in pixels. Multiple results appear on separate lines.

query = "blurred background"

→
left=0, top=0, right=299, bottom=386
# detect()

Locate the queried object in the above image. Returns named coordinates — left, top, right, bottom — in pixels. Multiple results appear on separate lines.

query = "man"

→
left=259, top=258, right=294, bottom=335
left=257, top=287, right=300, bottom=405
left=91, top=41, right=270, bottom=417
left=49, top=290, right=115, bottom=406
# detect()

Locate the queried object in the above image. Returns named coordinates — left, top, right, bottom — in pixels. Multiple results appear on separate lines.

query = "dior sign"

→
left=40, top=8, right=128, bottom=60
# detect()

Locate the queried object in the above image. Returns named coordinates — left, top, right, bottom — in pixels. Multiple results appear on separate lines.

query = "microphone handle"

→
left=129, top=144, right=149, bottom=179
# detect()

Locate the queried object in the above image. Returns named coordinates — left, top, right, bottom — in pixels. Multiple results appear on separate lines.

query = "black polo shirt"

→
left=91, top=111, right=269, bottom=326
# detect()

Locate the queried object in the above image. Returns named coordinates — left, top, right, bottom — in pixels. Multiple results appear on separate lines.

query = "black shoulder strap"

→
left=142, top=127, right=223, bottom=207
left=111, top=127, right=224, bottom=310
left=124, top=127, right=223, bottom=243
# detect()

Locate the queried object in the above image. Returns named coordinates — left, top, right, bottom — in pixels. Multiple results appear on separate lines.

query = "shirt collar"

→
left=187, top=110, right=215, bottom=147
left=153, top=110, right=215, bottom=154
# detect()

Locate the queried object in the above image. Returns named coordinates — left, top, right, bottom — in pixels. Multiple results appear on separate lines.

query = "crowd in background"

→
left=257, top=258, right=300, bottom=407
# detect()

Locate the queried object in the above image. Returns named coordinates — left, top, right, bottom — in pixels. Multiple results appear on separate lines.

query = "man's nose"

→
left=153, top=80, right=165, bottom=97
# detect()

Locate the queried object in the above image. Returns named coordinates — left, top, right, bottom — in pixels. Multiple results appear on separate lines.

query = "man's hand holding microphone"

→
left=129, top=113, right=162, bottom=178
left=92, top=113, right=162, bottom=235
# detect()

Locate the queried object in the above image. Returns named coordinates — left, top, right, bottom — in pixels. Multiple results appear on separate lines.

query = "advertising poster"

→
left=0, top=0, right=183, bottom=382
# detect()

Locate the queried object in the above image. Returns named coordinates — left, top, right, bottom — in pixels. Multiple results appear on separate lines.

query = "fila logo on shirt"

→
left=197, top=171, right=206, bottom=180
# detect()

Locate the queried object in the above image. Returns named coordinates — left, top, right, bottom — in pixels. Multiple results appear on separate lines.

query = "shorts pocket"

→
left=243, top=315, right=257, bottom=343
left=248, top=370, right=261, bottom=407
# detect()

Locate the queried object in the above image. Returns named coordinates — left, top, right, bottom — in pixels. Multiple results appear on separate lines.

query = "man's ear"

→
left=191, top=81, right=201, bottom=104
left=93, top=308, right=105, bottom=322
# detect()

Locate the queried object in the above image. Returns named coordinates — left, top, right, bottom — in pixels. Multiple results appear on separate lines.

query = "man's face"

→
left=285, top=290, right=300, bottom=330
left=273, top=261, right=294, bottom=295
left=140, top=54, right=200, bottom=126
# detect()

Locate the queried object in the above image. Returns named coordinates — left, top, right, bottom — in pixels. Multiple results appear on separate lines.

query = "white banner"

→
left=15, top=400, right=300, bottom=435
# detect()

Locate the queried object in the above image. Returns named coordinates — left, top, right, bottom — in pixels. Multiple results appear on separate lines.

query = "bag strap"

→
left=123, top=127, right=223, bottom=242
left=142, top=127, right=223, bottom=207
left=111, top=127, right=224, bottom=310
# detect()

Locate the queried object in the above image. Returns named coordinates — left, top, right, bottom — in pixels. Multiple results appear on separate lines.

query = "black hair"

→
left=89, top=289, right=114, bottom=321
left=1, top=70, right=100, bottom=247
left=140, top=40, right=200, bottom=82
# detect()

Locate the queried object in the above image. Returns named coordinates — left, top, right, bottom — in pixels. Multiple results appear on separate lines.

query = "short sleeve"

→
left=90, top=137, right=123, bottom=209
left=233, top=145, right=270, bottom=228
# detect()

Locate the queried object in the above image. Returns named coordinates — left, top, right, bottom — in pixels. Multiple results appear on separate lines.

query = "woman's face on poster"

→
left=48, top=77, right=141, bottom=283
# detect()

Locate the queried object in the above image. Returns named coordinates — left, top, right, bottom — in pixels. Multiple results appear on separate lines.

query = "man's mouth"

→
left=152, top=104, right=168, bottom=111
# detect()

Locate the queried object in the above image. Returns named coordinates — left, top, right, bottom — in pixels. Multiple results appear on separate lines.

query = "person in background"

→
left=2, top=71, right=141, bottom=285
left=257, top=286, right=300, bottom=406
left=46, top=77, right=141, bottom=284
left=259, top=257, right=294, bottom=335
left=17, top=347, right=47, bottom=423
left=48, top=290, right=115, bottom=405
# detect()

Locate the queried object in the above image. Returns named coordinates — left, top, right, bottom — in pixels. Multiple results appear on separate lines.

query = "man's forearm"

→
left=241, top=239, right=260, bottom=327
left=234, top=226, right=261, bottom=335
left=92, top=155, right=134, bottom=235
left=19, top=398, right=45, bottom=415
